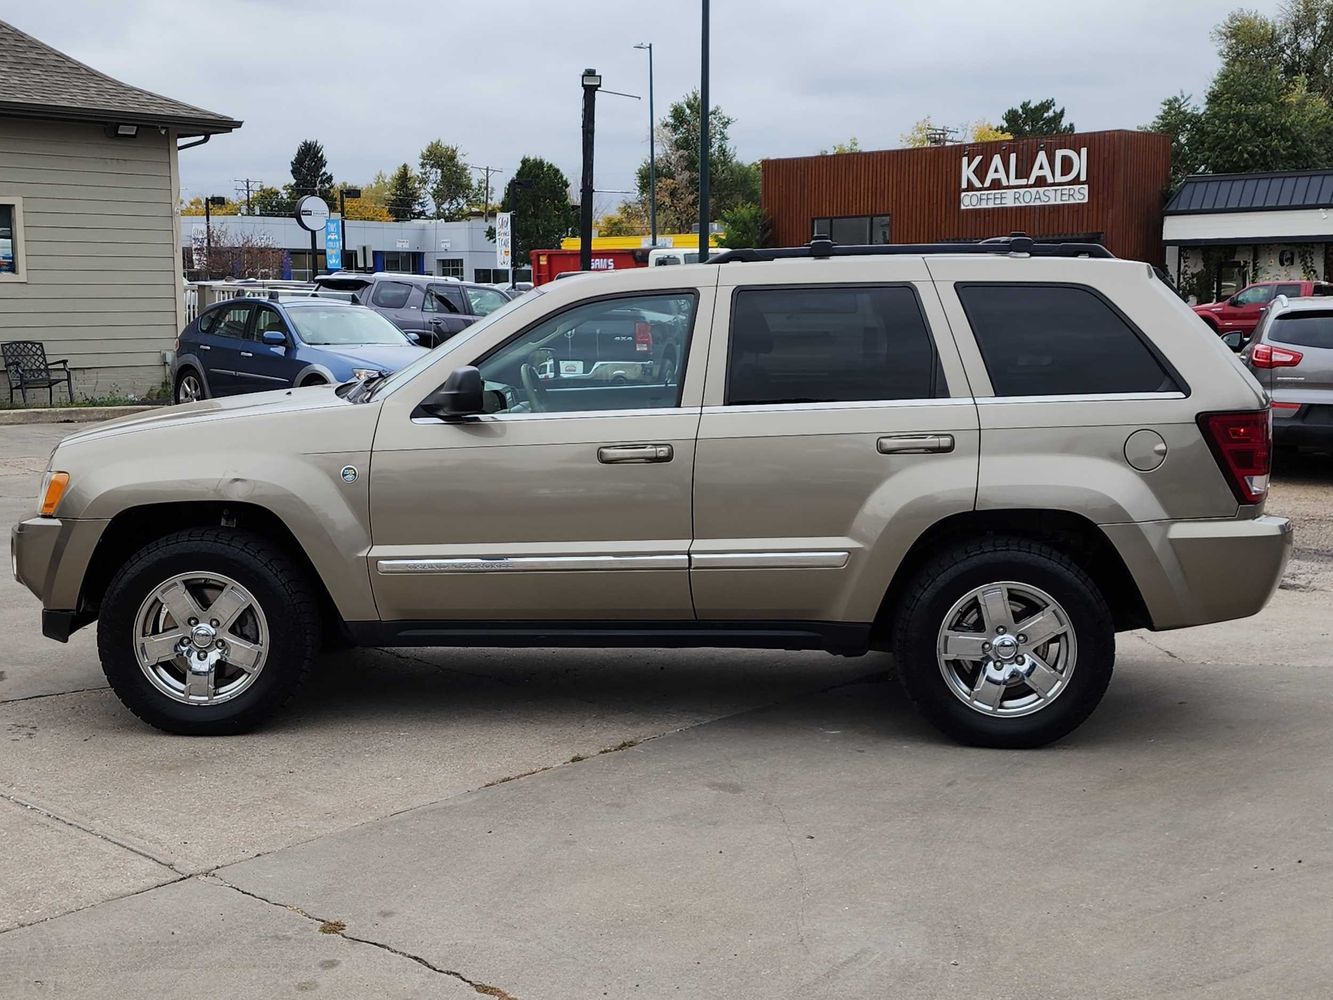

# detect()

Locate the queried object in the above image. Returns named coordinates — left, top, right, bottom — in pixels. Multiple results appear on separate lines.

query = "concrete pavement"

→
left=2, top=422, right=1331, bottom=998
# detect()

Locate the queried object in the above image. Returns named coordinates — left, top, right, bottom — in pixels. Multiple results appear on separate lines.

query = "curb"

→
left=0, top=405, right=161, bottom=426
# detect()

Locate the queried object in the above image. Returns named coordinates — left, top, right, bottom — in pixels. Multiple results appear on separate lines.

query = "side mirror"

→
left=420, top=365, right=484, bottom=420
left=1221, top=331, right=1244, bottom=352
left=404, top=331, right=422, bottom=344
left=261, top=330, right=287, bottom=347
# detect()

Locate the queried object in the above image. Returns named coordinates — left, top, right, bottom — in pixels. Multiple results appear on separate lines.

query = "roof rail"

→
left=709, top=233, right=1115, bottom=264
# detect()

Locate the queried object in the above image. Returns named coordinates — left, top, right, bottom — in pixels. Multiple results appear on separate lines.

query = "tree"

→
left=250, top=185, right=291, bottom=217
left=969, top=121, right=1014, bottom=143
left=900, top=118, right=1010, bottom=147
left=634, top=90, right=758, bottom=232
left=1147, top=93, right=1205, bottom=189
left=717, top=202, right=772, bottom=249
left=999, top=98, right=1076, bottom=137
left=384, top=164, right=425, bottom=222
left=498, top=156, right=576, bottom=266
left=596, top=200, right=649, bottom=237
left=289, top=139, right=334, bottom=202
left=819, top=137, right=861, bottom=155
left=180, top=196, right=240, bottom=216
left=418, top=140, right=474, bottom=220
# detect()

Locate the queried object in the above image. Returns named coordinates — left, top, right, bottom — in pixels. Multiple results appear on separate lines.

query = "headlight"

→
left=351, top=368, right=382, bottom=381
left=38, top=471, right=70, bottom=517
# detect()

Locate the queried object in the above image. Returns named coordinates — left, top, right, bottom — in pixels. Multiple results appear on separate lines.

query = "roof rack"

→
left=709, top=232, right=1115, bottom=264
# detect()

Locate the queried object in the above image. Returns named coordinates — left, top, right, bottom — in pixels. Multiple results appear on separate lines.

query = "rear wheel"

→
left=174, top=369, right=205, bottom=404
left=97, top=528, right=320, bottom=735
left=892, top=537, right=1115, bottom=748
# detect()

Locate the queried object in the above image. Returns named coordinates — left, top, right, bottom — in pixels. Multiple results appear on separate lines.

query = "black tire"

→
left=300, top=375, right=328, bottom=388
left=97, top=528, right=320, bottom=735
left=892, top=537, right=1115, bottom=749
left=174, top=368, right=206, bottom=404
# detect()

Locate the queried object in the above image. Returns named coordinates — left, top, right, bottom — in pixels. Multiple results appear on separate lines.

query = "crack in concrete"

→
left=1130, top=632, right=1185, bottom=663
left=0, top=791, right=184, bottom=873
left=205, top=874, right=520, bottom=999
left=0, top=685, right=111, bottom=705
left=0, top=873, right=191, bottom=935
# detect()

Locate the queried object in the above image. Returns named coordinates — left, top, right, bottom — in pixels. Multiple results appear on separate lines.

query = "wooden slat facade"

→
left=761, top=129, right=1171, bottom=264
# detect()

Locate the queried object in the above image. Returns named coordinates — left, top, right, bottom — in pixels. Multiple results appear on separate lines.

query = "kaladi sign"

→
left=960, top=147, right=1088, bottom=210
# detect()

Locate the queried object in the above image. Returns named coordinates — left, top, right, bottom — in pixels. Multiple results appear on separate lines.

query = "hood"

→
left=57, top=386, right=352, bottom=448
left=306, top=342, right=428, bottom=372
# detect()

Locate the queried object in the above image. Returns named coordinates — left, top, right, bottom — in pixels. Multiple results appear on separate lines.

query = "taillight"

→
left=1197, top=409, right=1271, bottom=505
left=1251, top=344, right=1303, bottom=368
left=634, top=321, right=653, bottom=353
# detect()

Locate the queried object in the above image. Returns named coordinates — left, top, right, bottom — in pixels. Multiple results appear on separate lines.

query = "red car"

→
left=1193, top=279, right=1333, bottom=337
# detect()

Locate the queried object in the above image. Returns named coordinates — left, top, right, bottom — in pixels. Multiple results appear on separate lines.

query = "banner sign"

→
left=496, top=212, right=512, bottom=269
left=324, top=218, right=342, bottom=271
left=960, top=146, right=1089, bottom=210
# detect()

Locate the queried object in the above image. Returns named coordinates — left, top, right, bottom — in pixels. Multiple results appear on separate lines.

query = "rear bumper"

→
left=1102, top=515, right=1292, bottom=630
left=1273, top=403, right=1333, bottom=447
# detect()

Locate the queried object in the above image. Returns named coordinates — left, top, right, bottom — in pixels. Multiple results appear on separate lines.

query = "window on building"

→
left=811, top=214, right=890, bottom=245
left=956, top=284, right=1179, bottom=397
left=473, top=268, right=510, bottom=284
left=437, top=258, right=464, bottom=279
left=0, top=198, right=26, bottom=279
left=371, top=280, right=414, bottom=309
left=726, top=285, right=941, bottom=406
left=382, top=251, right=417, bottom=272
left=288, top=251, right=327, bottom=282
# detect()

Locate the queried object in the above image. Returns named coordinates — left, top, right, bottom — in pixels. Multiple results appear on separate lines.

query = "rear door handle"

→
left=199, top=344, right=211, bottom=351
left=877, top=434, right=955, bottom=455
left=239, top=351, right=254, bottom=358
left=597, top=444, right=673, bottom=464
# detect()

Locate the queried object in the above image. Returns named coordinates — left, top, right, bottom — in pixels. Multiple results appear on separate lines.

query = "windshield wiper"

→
left=348, top=370, right=388, bottom=403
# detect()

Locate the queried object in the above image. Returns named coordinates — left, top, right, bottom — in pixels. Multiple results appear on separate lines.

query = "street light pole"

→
left=579, top=68, right=602, bottom=273
left=340, top=187, right=361, bottom=272
left=635, top=42, right=657, bottom=247
left=698, top=1, right=710, bottom=262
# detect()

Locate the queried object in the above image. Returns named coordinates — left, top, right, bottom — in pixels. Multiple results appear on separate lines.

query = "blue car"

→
left=171, top=297, right=429, bottom=403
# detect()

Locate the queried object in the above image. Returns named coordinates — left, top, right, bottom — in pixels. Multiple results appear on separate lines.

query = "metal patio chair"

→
left=2, top=340, right=74, bottom=406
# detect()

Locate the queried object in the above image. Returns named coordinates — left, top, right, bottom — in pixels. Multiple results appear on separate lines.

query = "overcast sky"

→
left=9, top=0, right=1279, bottom=218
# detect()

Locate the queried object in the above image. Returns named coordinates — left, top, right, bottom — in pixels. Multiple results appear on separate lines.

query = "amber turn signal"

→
left=39, top=472, right=69, bottom=517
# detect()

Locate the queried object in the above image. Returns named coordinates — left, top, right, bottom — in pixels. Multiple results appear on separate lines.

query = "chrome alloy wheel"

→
left=935, top=581, right=1077, bottom=718
left=133, top=572, right=269, bottom=706
left=177, top=373, right=203, bottom=404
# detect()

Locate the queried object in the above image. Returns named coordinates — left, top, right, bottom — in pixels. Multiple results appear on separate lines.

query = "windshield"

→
left=367, top=286, right=546, bottom=399
left=288, top=306, right=409, bottom=346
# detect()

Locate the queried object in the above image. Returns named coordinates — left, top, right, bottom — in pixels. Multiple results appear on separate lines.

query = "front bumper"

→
left=1102, top=515, right=1292, bottom=631
left=12, top=516, right=108, bottom=642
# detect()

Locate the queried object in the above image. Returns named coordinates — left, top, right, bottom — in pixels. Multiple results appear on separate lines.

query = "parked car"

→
left=14, top=235, right=1290, bottom=748
left=1233, top=294, right=1333, bottom=450
left=313, top=272, right=513, bottom=347
left=1193, top=279, right=1333, bottom=337
left=171, top=297, right=427, bottom=403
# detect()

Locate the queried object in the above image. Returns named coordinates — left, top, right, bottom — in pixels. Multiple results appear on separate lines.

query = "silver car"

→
left=1238, top=295, right=1333, bottom=449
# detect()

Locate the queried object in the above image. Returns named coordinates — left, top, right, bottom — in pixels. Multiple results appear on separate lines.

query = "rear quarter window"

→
left=956, top=283, right=1180, bottom=396
left=1268, top=311, right=1333, bottom=349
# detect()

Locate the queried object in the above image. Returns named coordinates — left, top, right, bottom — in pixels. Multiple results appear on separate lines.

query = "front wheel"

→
left=892, top=537, right=1115, bottom=748
left=97, top=528, right=320, bottom=735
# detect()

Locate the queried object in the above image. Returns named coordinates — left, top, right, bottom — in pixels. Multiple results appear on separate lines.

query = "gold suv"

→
left=12, top=237, right=1292, bottom=747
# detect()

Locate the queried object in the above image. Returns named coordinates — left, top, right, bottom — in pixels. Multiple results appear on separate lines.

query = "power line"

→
left=233, top=177, right=263, bottom=213
left=467, top=164, right=506, bottom=219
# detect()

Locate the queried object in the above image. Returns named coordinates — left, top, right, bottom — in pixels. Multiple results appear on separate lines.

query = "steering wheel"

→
left=519, top=363, right=548, bottom=413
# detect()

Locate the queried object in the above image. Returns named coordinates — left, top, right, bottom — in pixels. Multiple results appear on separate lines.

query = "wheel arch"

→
left=870, top=508, right=1150, bottom=648
left=79, top=501, right=348, bottom=643
left=173, top=359, right=212, bottom=397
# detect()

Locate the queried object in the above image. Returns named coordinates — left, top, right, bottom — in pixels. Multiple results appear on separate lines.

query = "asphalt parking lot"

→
left=1, top=422, right=1331, bottom=999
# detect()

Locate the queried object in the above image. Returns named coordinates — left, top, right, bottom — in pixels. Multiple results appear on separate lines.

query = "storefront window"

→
left=437, top=258, right=464, bottom=278
left=812, top=214, right=890, bottom=245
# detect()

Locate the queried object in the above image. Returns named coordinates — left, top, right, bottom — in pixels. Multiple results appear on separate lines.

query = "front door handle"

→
left=240, top=351, right=254, bottom=358
left=877, top=433, right=955, bottom=455
left=597, top=444, right=673, bottom=464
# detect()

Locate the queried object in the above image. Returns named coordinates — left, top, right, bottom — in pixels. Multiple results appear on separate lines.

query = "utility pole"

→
left=233, top=178, right=261, bottom=214
left=203, top=196, right=226, bottom=275
left=468, top=164, right=505, bottom=221
left=579, top=69, right=602, bottom=272
left=635, top=43, right=657, bottom=246
left=698, top=0, right=710, bottom=262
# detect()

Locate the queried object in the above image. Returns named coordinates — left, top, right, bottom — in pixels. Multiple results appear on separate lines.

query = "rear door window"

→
left=1268, top=311, right=1333, bottom=349
left=466, top=286, right=512, bottom=317
left=371, top=281, right=413, bottom=309
left=211, top=304, right=253, bottom=342
left=956, top=284, right=1179, bottom=396
left=725, top=285, right=942, bottom=405
left=424, top=284, right=467, bottom=313
left=1274, top=283, right=1304, bottom=298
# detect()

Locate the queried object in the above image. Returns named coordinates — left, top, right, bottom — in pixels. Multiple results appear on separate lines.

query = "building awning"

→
left=1165, top=169, right=1333, bottom=216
